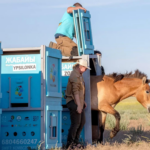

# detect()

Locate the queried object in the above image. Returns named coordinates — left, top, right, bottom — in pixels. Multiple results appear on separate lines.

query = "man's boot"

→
left=70, top=46, right=78, bottom=56
left=68, top=46, right=78, bottom=60
left=49, top=42, right=53, bottom=48
left=49, top=41, right=57, bottom=49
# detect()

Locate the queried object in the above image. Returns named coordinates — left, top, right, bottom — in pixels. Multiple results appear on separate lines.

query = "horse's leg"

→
left=100, top=104, right=121, bottom=139
left=98, top=111, right=107, bottom=144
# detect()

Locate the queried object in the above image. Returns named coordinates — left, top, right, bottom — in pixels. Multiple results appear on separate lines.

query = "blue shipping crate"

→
left=0, top=46, right=62, bottom=150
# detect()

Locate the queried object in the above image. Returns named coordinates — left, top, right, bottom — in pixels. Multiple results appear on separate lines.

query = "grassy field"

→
left=104, top=97, right=150, bottom=144
left=106, top=97, right=149, bottom=131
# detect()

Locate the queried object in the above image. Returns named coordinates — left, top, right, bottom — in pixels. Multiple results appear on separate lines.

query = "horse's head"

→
left=136, top=77, right=150, bottom=112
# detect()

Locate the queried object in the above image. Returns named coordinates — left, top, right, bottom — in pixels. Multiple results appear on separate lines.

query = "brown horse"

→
left=90, top=70, right=150, bottom=143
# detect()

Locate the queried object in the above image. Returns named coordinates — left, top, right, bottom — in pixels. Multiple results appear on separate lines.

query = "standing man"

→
left=65, top=59, right=91, bottom=149
left=49, top=3, right=86, bottom=57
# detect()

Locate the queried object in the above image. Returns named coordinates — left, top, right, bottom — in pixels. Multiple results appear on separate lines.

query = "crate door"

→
left=46, top=48, right=62, bottom=98
left=73, top=9, right=94, bottom=56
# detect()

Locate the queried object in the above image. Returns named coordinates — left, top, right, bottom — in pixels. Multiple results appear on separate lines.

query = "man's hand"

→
left=84, top=101, right=87, bottom=109
left=77, top=105, right=82, bottom=114
left=67, top=6, right=87, bottom=13
left=81, top=7, right=86, bottom=13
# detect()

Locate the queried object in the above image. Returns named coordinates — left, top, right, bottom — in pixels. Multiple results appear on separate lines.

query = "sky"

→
left=0, top=0, right=150, bottom=77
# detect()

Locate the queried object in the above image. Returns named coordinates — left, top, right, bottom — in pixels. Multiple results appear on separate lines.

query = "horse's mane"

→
left=107, top=69, right=148, bottom=83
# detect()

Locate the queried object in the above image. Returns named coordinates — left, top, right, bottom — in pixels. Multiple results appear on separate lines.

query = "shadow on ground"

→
left=103, top=130, right=150, bottom=143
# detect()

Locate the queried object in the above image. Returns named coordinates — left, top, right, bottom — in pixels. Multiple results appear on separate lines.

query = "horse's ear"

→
left=142, top=77, right=147, bottom=85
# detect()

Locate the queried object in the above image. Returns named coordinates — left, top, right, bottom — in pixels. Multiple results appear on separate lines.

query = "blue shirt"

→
left=55, top=6, right=75, bottom=40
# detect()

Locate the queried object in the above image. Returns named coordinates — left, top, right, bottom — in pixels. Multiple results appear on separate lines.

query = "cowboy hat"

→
left=77, top=59, right=91, bottom=70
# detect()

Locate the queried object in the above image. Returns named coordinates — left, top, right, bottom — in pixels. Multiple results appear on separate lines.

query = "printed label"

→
left=15, top=86, right=23, bottom=96
left=2, top=139, right=37, bottom=145
left=62, top=63, right=75, bottom=70
left=62, top=71, right=72, bottom=76
left=50, top=64, right=57, bottom=82
left=16, top=116, right=22, bottom=122
left=13, top=64, right=36, bottom=71
left=6, top=56, right=35, bottom=64
left=62, top=63, right=76, bottom=76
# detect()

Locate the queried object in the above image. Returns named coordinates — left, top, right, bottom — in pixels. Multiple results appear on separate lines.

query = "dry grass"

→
left=51, top=142, right=150, bottom=150
left=105, top=97, right=150, bottom=131
left=84, top=142, right=150, bottom=150
left=103, top=97, right=150, bottom=144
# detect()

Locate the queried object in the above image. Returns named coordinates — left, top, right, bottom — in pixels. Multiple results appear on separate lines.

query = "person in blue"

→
left=49, top=3, right=86, bottom=57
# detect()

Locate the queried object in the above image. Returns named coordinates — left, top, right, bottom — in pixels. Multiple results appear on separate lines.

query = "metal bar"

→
left=59, top=110, right=62, bottom=144
left=2, top=108, right=44, bottom=111
left=42, top=45, right=46, bottom=150
left=97, top=55, right=102, bottom=66
left=82, top=55, right=92, bottom=145
left=28, top=76, right=32, bottom=108
left=95, top=55, right=102, bottom=76
left=3, top=47, right=41, bottom=52
left=59, top=58, right=62, bottom=94
left=62, top=55, right=98, bottom=59
left=41, top=45, right=44, bottom=110
left=62, top=56, right=82, bottom=59
left=39, top=45, right=45, bottom=150
left=73, top=10, right=82, bottom=55
left=8, top=77, right=11, bottom=108
left=78, top=9, right=85, bottom=51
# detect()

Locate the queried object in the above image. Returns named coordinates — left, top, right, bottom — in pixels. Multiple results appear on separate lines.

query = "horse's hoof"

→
left=110, top=131, right=115, bottom=139
left=110, top=128, right=119, bottom=139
